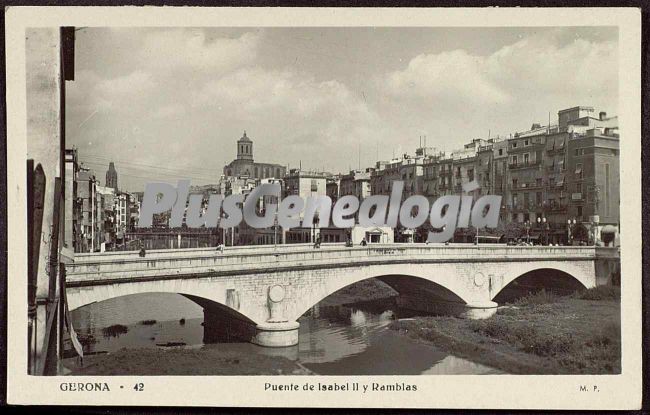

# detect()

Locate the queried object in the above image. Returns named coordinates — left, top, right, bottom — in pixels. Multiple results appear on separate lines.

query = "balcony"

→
left=509, top=182, right=544, bottom=191
left=546, top=146, right=565, bottom=155
left=509, top=160, right=542, bottom=170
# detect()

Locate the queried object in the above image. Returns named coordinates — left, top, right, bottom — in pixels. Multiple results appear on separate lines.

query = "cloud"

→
left=194, top=66, right=389, bottom=166
left=380, top=29, right=617, bottom=110
left=383, top=50, right=512, bottom=105
left=136, top=29, right=261, bottom=74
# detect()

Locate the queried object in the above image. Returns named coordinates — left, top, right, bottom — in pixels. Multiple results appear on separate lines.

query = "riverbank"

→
left=389, top=286, right=621, bottom=374
left=65, top=347, right=312, bottom=375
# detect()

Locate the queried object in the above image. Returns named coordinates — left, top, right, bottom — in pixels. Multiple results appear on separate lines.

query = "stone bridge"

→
left=65, top=243, right=620, bottom=347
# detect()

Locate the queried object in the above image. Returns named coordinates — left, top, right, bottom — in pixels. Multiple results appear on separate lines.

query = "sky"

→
left=66, top=26, right=618, bottom=192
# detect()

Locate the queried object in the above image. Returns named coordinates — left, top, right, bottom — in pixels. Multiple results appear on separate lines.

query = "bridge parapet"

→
left=66, top=244, right=614, bottom=286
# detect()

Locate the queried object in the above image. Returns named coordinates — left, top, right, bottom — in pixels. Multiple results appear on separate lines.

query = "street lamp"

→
left=567, top=218, right=577, bottom=245
left=524, top=220, right=531, bottom=244
left=273, top=210, right=278, bottom=250
left=537, top=217, right=549, bottom=245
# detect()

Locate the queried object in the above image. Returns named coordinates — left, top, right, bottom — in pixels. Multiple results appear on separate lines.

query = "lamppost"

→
left=537, top=216, right=549, bottom=245
left=311, top=212, right=320, bottom=244
left=524, top=220, right=532, bottom=244
left=567, top=218, right=577, bottom=245
left=273, top=210, right=278, bottom=250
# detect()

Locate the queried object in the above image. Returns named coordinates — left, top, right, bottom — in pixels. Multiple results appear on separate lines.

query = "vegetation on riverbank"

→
left=101, top=324, right=128, bottom=338
left=66, top=347, right=312, bottom=376
left=321, top=278, right=397, bottom=306
left=390, top=286, right=620, bottom=374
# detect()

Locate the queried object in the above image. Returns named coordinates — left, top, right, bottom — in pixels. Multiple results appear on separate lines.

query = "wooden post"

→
left=27, top=161, right=46, bottom=374
left=38, top=178, right=62, bottom=375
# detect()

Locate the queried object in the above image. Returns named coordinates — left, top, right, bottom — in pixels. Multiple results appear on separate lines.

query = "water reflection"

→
left=68, top=293, right=501, bottom=375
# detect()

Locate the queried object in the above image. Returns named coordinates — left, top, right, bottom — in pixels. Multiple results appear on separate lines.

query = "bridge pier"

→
left=252, top=322, right=300, bottom=347
left=461, top=301, right=498, bottom=319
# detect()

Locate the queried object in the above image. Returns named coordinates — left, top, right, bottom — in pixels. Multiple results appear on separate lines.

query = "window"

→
left=512, top=179, right=518, bottom=189
left=468, top=169, right=474, bottom=182
left=576, top=183, right=582, bottom=193
left=311, top=180, right=318, bottom=192
left=524, top=192, right=530, bottom=208
left=524, top=139, right=529, bottom=146
left=549, top=177, right=555, bottom=187
left=524, top=153, right=530, bottom=164
left=536, top=178, right=542, bottom=187
left=577, top=206, right=583, bottom=218
left=513, top=142, right=518, bottom=148
left=498, top=149, right=503, bottom=156
left=512, top=194, right=518, bottom=208
left=511, top=155, right=517, bottom=165
left=575, top=163, right=583, bottom=180
left=536, top=192, right=542, bottom=205
left=605, top=163, right=610, bottom=216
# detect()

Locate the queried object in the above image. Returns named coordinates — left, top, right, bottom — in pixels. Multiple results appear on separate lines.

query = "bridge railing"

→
left=66, top=244, right=616, bottom=285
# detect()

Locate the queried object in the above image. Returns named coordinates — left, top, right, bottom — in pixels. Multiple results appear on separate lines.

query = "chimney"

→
left=599, top=111, right=607, bottom=120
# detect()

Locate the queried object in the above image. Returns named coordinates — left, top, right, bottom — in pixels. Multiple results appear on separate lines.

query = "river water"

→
left=69, top=293, right=501, bottom=375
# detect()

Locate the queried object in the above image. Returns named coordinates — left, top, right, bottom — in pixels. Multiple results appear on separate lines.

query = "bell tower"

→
left=236, top=130, right=254, bottom=161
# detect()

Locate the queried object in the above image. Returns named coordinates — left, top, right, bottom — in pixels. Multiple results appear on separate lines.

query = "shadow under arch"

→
left=181, top=294, right=257, bottom=343
left=297, top=273, right=468, bottom=320
left=70, top=291, right=258, bottom=345
left=492, top=268, right=587, bottom=304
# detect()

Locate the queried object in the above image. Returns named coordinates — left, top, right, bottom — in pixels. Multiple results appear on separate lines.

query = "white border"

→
left=5, top=7, right=642, bottom=409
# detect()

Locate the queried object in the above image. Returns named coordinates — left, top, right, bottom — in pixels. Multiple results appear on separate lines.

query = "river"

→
left=68, top=293, right=501, bottom=375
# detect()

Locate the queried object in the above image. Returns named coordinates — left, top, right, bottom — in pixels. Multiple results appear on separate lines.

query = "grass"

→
left=572, top=285, right=620, bottom=300
left=65, top=347, right=312, bottom=376
left=390, top=289, right=620, bottom=374
left=140, top=319, right=157, bottom=325
left=512, top=289, right=561, bottom=306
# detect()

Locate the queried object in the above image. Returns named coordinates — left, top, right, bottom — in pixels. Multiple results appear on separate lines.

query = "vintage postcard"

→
left=4, top=6, right=642, bottom=409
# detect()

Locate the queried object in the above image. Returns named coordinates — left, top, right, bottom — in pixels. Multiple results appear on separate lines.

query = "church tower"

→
left=236, top=130, right=254, bottom=161
left=106, top=162, right=118, bottom=190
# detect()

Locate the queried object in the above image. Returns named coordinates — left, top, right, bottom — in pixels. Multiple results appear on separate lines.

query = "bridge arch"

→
left=286, top=262, right=484, bottom=323
left=490, top=262, right=594, bottom=302
left=66, top=279, right=260, bottom=324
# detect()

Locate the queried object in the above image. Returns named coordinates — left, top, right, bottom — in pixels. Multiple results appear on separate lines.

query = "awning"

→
left=601, top=225, right=618, bottom=234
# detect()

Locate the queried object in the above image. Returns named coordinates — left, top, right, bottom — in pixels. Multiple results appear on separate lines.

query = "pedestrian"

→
left=138, top=242, right=146, bottom=257
left=360, top=238, right=367, bottom=246
left=314, top=235, right=321, bottom=249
